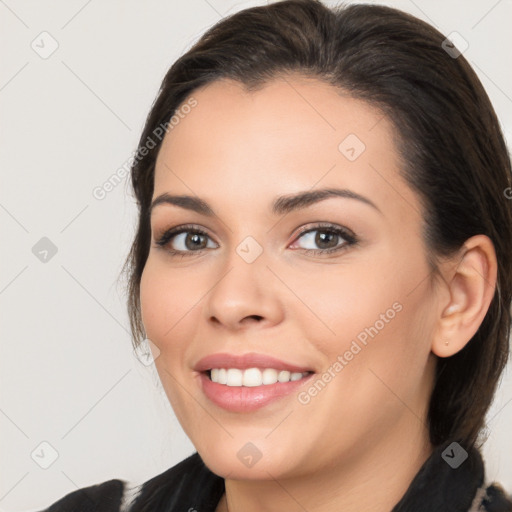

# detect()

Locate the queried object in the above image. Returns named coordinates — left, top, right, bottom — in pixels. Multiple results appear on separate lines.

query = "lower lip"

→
left=198, top=372, right=314, bottom=412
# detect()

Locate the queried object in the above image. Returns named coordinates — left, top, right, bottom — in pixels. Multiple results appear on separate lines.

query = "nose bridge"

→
left=204, top=236, right=283, bottom=328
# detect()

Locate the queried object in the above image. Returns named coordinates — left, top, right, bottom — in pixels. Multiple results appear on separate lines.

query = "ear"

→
left=431, top=235, right=498, bottom=358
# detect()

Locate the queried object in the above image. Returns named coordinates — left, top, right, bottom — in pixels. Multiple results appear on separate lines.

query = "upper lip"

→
left=194, top=352, right=315, bottom=373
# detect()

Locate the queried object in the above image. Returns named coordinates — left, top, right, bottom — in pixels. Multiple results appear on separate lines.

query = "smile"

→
left=199, top=369, right=314, bottom=412
left=208, top=367, right=311, bottom=386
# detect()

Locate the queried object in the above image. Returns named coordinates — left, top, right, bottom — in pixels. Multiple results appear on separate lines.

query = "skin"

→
left=139, top=75, right=497, bottom=512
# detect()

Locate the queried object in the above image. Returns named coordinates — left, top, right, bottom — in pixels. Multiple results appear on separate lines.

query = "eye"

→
left=153, top=222, right=358, bottom=258
left=289, top=223, right=357, bottom=255
left=154, top=224, right=217, bottom=256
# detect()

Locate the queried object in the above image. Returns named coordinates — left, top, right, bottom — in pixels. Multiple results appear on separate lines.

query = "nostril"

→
left=246, top=315, right=263, bottom=322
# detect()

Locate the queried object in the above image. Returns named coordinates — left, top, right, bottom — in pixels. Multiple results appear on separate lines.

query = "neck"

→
left=217, top=423, right=433, bottom=512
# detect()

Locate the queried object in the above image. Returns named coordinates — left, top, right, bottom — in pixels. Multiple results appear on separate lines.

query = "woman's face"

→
left=140, top=76, right=441, bottom=479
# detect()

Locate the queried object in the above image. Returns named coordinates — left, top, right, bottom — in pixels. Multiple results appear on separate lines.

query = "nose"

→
left=204, top=254, right=285, bottom=331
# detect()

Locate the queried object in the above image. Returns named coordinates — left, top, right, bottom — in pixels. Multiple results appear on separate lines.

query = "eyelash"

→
left=153, top=222, right=358, bottom=258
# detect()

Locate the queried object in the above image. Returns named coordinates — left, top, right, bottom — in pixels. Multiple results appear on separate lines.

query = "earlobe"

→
left=431, top=235, right=497, bottom=358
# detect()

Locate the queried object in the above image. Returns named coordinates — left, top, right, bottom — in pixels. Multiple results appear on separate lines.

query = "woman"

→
left=41, top=0, right=512, bottom=510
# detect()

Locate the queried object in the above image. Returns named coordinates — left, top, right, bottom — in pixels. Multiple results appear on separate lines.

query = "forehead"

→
left=152, top=75, right=419, bottom=223
left=156, top=76, right=392, bottom=170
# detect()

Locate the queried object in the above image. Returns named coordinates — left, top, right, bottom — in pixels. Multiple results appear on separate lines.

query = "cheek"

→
left=304, top=244, right=435, bottom=397
left=343, top=279, right=435, bottom=415
left=302, top=291, right=435, bottom=458
left=294, top=263, right=403, bottom=351
left=139, top=258, right=198, bottom=359
left=140, top=260, right=201, bottom=420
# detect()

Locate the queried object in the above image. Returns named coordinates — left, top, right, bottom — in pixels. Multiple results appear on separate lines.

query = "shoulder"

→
left=39, top=478, right=126, bottom=512
left=128, top=451, right=224, bottom=511
left=471, top=483, right=512, bottom=512
left=39, top=453, right=224, bottom=512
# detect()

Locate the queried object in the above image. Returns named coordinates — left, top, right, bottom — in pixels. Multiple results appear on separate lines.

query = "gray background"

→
left=1, top=0, right=511, bottom=510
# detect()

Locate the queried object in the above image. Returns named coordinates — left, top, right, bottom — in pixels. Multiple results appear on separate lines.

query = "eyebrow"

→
left=149, top=188, right=382, bottom=217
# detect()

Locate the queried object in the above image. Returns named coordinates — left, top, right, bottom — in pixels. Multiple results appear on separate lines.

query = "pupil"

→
left=317, top=231, right=337, bottom=249
left=187, top=233, right=205, bottom=250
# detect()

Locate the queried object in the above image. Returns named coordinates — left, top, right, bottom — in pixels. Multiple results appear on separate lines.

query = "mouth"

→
left=197, top=367, right=315, bottom=412
left=204, top=367, right=314, bottom=387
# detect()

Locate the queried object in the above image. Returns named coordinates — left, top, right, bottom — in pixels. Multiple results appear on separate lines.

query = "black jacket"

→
left=40, top=441, right=512, bottom=512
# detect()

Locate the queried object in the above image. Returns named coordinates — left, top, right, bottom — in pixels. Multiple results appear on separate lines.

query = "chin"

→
left=196, top=440, right=305, bottom=481
left=200, top=455, right=287, bottom=481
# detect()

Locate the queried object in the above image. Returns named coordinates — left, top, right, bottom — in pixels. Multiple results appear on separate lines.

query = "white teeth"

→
left=218, top=368, right=227, bottom=384
left=209, top=367, right=309, bottom=386
left=278, top=370, right=291, bottom=382
left=262, top=368, right=278, bottom=385
left=243, top=368, right=262, bottom=387
left=226, top=368, right=243, bottom=386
